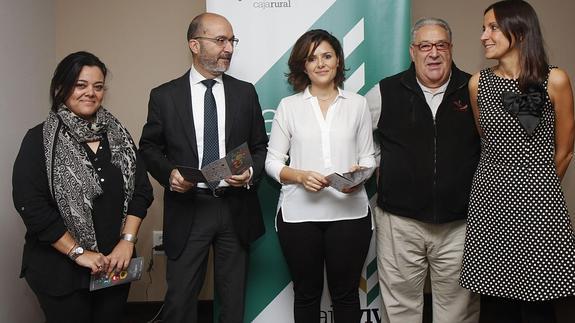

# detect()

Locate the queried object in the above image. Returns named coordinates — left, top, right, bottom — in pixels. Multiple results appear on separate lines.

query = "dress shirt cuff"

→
left=244, top=167, right=254, bottom=190
left=265, top=148, right=288, bottom=184
left=358, top=157, right=377, bottom=169
left=360, top=164, right=377, bottom=178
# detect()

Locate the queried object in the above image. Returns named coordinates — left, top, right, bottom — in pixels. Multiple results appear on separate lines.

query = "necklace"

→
left=316, top=92, right=337, bottom=101
left=493, top=65, right=520, bottom=80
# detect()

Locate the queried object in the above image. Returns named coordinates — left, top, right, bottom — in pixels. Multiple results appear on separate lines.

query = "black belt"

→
left=192, top=187, right=234, bottom=198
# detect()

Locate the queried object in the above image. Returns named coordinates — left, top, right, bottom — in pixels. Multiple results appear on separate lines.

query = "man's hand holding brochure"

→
left=177, top=142, right=253, bottom=183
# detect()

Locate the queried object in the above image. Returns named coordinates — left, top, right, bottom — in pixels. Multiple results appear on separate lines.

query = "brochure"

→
left=325, top=167, right=373, bottom=192
left=89, top=256, right=144, bottom=291
left=177, top=142, right=253, bottom=183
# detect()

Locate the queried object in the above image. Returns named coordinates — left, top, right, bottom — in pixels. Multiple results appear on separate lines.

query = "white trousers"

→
left=374, top=207, right=480, bottom=323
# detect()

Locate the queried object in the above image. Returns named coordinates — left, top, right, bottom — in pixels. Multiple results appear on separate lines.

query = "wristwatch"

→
left=68, top=245, right=84, bottom=260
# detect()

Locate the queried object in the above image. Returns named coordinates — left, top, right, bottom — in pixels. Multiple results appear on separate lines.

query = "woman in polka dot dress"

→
left=460, top=1, right=575, bottom=321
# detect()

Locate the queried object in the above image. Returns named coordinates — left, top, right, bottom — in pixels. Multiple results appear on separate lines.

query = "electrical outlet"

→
left=152, top=230, right=164, bottom=255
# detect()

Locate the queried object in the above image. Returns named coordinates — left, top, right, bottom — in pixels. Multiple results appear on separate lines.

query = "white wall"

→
left=0, top=0, right=55, bottom=321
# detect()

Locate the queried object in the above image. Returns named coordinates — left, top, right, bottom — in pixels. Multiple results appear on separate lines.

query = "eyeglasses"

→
left=192, top=36, right=239, bottom=47
left=412, top=41, right=452, bottom=52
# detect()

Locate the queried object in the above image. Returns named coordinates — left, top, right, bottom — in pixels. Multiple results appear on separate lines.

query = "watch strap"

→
left=68, top=245, right=84, bottom=260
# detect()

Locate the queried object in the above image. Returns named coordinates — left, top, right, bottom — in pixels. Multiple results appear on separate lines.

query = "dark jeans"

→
left=30, top=282, right=130, bottom=323
left=277, top=210, right=372, bottom=323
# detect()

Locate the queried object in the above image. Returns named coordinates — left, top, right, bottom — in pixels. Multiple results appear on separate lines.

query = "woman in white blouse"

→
left=265, top=29, right=376, bottom=323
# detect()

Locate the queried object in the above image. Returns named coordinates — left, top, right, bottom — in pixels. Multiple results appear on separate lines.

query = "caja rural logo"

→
left=237, top=0, right=293, bottom=9
left=255, top=0, right=403, bottom=135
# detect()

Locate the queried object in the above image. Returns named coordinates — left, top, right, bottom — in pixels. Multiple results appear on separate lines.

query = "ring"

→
left=97, top=265, right=102, bottom=269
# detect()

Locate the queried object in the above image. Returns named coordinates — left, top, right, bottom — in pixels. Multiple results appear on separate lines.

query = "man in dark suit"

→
left=139, top=12, right=268, bottom=323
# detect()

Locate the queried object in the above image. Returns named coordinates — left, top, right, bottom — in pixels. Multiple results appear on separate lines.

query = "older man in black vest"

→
left=370, top=17, right=480, bottom=323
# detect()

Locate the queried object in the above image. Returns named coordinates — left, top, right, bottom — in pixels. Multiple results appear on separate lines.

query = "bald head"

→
left=187, top=12, right=231, bottom=41
left=187, top=12, right=235, bottom=78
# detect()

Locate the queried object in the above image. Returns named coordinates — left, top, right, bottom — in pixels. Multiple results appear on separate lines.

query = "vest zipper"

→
left=432, top=81, right=466, bottom=223
left=433, top=117, right=437, bottom=223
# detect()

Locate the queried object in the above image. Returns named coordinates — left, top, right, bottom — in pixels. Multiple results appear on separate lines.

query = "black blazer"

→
left=139, top=71, right=268, bottom=260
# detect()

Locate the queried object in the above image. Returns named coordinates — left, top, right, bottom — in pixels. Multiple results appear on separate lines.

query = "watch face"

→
left=70, top=246, right=84, bottom=259
left=68, top=245, right=85, bottom=260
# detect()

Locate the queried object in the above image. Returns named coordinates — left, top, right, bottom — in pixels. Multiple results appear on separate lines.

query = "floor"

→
left=122, top=294, right=575, bottom=322
left=122, top=301, right=212, bottom=323
left=122, top=297, right=427, bottom=323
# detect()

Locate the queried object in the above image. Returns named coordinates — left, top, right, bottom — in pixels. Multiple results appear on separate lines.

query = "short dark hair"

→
left=485, top=0, right=548, bottom=91
left=50, top=51, right=107, bottom=112
left=287, top=29, right=346, bottom=93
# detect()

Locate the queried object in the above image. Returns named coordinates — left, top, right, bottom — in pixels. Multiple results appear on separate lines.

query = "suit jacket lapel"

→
left=173, top=71, right=199, bottom=161
left=223, top=74, right=239, bottom=150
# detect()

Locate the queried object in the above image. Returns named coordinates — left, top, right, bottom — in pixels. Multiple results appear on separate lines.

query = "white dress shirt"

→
left=265, top=87, right=376, bottom=223
left=189, top=64, right=227, bottom=188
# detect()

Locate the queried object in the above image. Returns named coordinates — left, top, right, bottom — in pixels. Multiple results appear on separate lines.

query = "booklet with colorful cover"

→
left=177, top=142, right=253, bottom=183
left=89, top=256, right=144, bottom=291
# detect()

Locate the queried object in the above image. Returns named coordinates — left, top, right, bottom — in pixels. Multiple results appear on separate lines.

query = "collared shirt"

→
left=416, top=75, right=450, bottom=119
left=265, top=87, right=376, bottom=223
left=188, top=64, right=228, bottom=188
left=365, top=74, right=452, bottom=126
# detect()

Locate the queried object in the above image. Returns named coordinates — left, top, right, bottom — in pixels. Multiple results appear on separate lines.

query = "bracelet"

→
left=120, top=233, right=138, bottom=244
left=67, top=243, right=78, bottom=257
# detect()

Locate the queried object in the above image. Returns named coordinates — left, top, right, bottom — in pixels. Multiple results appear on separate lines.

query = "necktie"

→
left=201, top=79, right=219, bottom=190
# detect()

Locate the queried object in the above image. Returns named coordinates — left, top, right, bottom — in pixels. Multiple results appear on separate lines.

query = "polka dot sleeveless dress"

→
left=459, top=67, right=575, bottom=301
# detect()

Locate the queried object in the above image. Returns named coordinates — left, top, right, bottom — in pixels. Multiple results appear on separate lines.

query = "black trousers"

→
left=480, top=295, right=563, bottom=323
left=30, top=282, right=130, bottom=323
left=163, top=193, right=247, bottom=323
left=277, top=210, right=372, bottom=323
